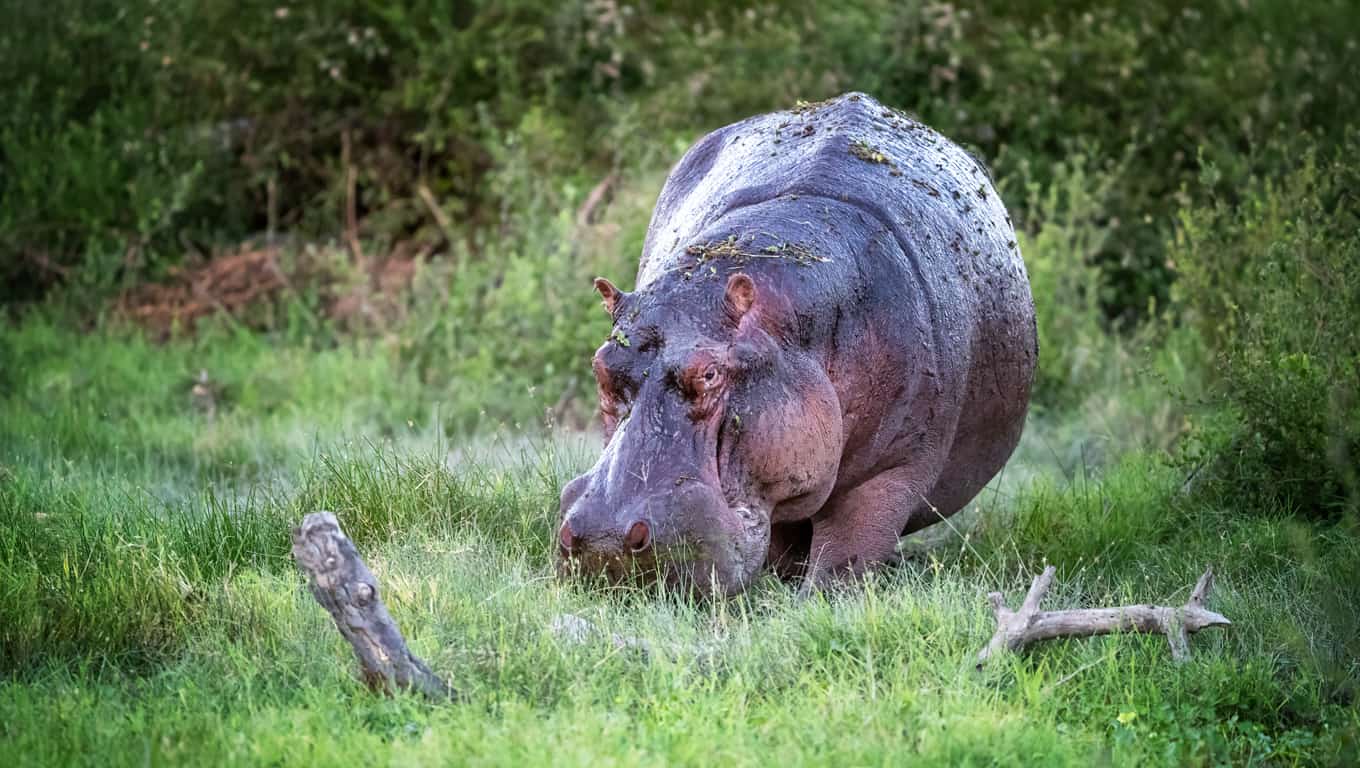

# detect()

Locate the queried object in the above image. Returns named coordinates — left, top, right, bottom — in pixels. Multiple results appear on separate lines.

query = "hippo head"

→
left=557, top=272, right=843, bottom=596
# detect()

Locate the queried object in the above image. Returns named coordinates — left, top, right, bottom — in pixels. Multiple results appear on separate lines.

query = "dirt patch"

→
left=849, top=139, right=891, bottom=165
left=849, top=139, right=905, bottom=177
left=789, top=98, right=835, bottom=117
left=115, top=242, right=422, bottom=338
left=116, top=246, right=287, bottom=337
left=680, top=235, right=830, bottom=277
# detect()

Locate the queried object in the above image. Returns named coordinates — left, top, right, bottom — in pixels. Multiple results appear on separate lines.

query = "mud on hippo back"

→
left=558, top=92, right=1037, bottom=595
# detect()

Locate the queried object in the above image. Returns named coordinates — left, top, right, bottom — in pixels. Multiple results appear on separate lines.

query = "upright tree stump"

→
left=292, top=511, right=453, bottom=699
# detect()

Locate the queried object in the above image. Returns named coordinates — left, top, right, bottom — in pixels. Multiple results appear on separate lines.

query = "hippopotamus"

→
left=557, top=92, right=1036, bottom=595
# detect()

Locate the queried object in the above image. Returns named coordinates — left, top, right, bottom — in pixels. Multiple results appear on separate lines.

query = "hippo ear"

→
left=724, top=273, right=756, bottom=324
left=593, top=277, right=626, bottom=316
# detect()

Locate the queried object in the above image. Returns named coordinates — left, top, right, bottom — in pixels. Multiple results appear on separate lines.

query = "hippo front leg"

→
left=801, top=467, right=936, bottom=591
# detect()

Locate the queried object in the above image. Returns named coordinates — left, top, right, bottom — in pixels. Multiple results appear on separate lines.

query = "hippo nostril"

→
left=625, top=520, right=651, bottom=552
left=559, top=521, right=575, bottom=554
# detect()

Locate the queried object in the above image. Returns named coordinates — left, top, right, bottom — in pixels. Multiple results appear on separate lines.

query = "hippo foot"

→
left=800, top=466, right=931, bottom=589
left=796, top=550, right=907, bottom=598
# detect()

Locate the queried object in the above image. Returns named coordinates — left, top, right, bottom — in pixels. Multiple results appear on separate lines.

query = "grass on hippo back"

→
left=2, top=380, right=1358, bottom=764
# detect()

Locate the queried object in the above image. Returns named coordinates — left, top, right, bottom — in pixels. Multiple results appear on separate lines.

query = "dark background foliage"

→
left=2, top=0, right=1358, bottom=516
left=6, top=1, right=1358, bottom=310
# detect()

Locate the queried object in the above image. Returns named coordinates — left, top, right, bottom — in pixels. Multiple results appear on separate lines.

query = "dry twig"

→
left=976, top=566, right=1231, bottom=668
left=341, top=130, right=366, bottom=271
left=416, top=182, right=458, bottom=247
left=576, top=171, right=619, bottom=227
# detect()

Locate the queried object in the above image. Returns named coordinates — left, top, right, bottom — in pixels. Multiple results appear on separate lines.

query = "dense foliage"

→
left=5, top=0, right=1359, bottom=315
left=1173, top=139, right=1360, bottom=519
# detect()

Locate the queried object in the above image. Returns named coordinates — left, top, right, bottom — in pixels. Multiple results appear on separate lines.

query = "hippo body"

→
left=559, top=93, right=1036, bottom=594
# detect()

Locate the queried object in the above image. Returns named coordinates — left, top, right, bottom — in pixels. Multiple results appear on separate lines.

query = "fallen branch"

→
left=976, top=566, right=1231, bottom=668
left=291, top=511, right=453, bottom=699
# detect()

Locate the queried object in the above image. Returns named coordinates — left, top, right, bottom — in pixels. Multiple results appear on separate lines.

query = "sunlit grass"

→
left=1, top=318, right=1357, bottom=766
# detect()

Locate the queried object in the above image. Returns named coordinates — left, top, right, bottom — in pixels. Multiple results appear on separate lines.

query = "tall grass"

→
left=2, top=435, right=1357, bottom=763
left=3, top=325, right=1358, bottom=763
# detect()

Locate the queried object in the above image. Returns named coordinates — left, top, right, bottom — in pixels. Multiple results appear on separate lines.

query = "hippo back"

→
left=641, top=93, right=1014, bottom=288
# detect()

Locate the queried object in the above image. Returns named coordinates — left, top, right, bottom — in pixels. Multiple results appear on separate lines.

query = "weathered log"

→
left=976, top=566, right=1231, bottom=668
left=291, top=511, right=453, bottom=699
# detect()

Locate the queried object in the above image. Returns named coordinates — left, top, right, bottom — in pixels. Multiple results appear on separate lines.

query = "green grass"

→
left=2, top=319, right=1358, bottom=766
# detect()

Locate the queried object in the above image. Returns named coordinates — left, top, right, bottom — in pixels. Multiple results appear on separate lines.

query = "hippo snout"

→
left=556, top=477, right=657, bottom=580
left=557, top=479, right=739, bottom=590
left=558, top=517, right=652, bottom=557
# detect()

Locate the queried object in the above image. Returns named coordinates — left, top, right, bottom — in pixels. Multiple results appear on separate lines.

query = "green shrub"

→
left=1008, top=151, right=1124, bottom=406
left=1172, top=138, right=1360, bottom=519
left=398, top=158, right=658, bottom=433
left=0, top=1, right=239, bottom=302
left=5, top=0, right=1359, bottom=319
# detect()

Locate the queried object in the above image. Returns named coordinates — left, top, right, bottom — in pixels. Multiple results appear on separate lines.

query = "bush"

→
left=0, top=0, right=239, bottom=302
left=861, top=0, right=1360, bottom=322
left=1172, top=137, right=1360, bottom=519
left=1008, top=150, right=1125, bottom=407
left=5, top=0, right=1359, bottom=319
left=396, top=152, right=657, bottom=432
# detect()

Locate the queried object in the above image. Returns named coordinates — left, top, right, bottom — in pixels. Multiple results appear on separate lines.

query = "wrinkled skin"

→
left=558, top=93, right=1037, bottom=595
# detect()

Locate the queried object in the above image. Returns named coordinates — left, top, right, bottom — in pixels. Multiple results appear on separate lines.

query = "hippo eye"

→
left=676, top=359, right=724, bottom=405
left=701, top=364, right=725, bottom=390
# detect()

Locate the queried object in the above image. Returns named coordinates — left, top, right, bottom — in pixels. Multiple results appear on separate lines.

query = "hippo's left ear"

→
left=593, top=277, right=627, bottom=316
left=724, top=273, right=756, bottom=324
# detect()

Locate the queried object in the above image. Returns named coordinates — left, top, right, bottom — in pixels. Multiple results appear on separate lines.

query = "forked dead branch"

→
left=975, top=566, right=1232, bottom=668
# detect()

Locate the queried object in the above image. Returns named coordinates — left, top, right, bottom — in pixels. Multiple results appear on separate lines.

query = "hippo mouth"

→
left=556, top=518, right=769, bottom=598
left=556, top=458, right=770, bottom=597
left=654, top=505, right=769, bottom=596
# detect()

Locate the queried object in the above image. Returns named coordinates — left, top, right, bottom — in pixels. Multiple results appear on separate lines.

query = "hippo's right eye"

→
left=697, top=363, right=725, bottom=392
left=678, top=358, right=726, bottom=419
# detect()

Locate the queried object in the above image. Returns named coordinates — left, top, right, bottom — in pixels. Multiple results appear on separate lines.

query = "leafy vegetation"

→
left=6, top=1, right=1360, bottom=314
left=1172, top=139, right=1360, bottom=520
